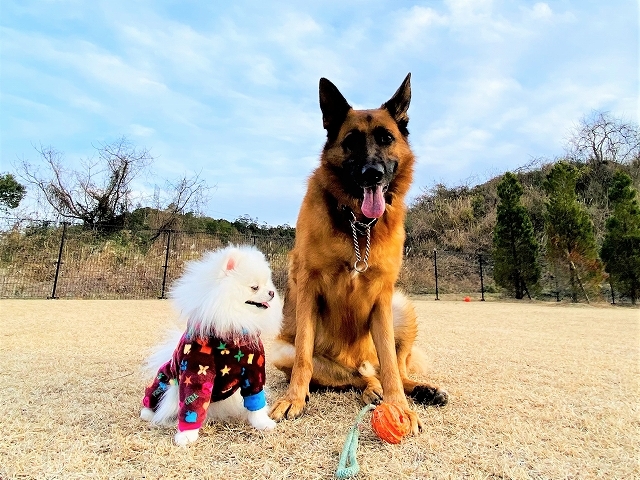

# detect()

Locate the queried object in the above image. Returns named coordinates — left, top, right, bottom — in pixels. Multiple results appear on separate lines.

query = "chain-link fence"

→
left=0, top=220, right=293, bottom=299
left=0, top=218, right=623, bottom=302
left=0, top=219, right=492, bottom=300
left=398, top=247, right=494, bottom=299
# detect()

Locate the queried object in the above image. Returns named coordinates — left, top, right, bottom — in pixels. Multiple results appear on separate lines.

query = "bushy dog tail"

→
left=408, top=347, right=429, bottom=376
left=142, top=328, right=183, bottom=380
left=152, top=382, right=180, bottom=426
left=391, top=291, right=430, bottom=376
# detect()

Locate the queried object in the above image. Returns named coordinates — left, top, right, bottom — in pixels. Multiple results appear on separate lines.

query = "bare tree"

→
left=147, top=172, right=212, bottom=233
left=566, top=111, right=640, bottom=165
left=19, top=137, right=153, bottom=230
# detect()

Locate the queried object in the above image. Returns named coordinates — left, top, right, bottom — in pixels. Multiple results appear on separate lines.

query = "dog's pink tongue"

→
left=362, top=185, right=386, bottom=219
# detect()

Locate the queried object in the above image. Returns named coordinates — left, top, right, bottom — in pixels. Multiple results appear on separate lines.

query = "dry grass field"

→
left=0, top=299, right=637, bottom=479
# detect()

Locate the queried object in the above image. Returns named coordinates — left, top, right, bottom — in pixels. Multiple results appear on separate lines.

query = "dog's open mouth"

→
left=362, top=183, right=388, bottom=219
left=245, top=300, right=269, bottom=309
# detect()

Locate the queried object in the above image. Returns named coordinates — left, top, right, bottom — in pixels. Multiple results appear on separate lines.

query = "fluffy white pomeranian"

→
left=140, top=245, right=283, bottom=446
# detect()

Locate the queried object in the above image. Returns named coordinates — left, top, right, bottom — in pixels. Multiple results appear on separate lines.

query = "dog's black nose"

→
left=268, top=290, right=274, bottom=300
left=361, top=163, right=384, bottom=185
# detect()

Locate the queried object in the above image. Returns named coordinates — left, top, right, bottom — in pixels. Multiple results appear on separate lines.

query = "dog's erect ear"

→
left=382, top=73, right=411, bottom=136
left=319, top=78, right=352, bottom=140
left=225, top=254, right=236, bottom=273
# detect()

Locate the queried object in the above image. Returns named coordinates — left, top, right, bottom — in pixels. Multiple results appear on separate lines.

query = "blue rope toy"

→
left=335, top=403, right=376, bottom=479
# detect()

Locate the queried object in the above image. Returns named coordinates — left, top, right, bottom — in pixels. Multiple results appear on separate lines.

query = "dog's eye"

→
left=374, top=127, right=394, bottom=146
left=251, top=286, right=259, bottom=292
left=342, top=130, right=365, bottom=153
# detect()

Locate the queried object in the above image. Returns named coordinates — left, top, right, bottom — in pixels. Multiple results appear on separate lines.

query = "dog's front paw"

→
left=403, top=406, right=424, bottom=436
left=362, top=386, right=384, bottom=405
left=174, top=429, right=199, bottom=447
left=381, top=394, right=424, bottom=436
left=269, top=395, right=307, bottom=421
left=248, top=408, right=277, bottom=431
left=140, top=407, right=155, bottom=422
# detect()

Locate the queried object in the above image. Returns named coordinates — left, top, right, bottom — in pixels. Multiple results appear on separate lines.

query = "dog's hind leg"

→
left=393, top=293, right=449, bottom=406
left=271, top=340, right=382, bottom=404
left=311, top=357, right=384, bottom=405
left=398, top=349, right=448, bottom=406
left=141, top=362, right=178, bottom=423
left=140, top=407, right=155, bottom=422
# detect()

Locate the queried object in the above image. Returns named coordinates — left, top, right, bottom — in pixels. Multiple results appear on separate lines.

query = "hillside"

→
left=406, top=158, right=640, bottom=255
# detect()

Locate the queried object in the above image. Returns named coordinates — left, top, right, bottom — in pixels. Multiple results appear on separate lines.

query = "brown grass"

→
left=0, top=299, right=637, bottom=479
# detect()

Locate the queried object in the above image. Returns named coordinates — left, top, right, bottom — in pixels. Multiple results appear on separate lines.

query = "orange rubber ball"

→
left=370, top=402, right=411, bottom=444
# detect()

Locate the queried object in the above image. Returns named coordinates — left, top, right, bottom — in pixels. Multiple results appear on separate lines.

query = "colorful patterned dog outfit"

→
left=143, top=332, right=267, bottom=432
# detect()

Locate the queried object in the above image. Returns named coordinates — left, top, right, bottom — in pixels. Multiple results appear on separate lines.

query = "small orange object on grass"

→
left=370, top=402, right=411, bottom=444
left=464, top=296, right=471, bottom=302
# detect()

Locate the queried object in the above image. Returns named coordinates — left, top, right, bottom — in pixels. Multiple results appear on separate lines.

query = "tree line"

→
left=2, top=111, right=639, bottom=302
left=492, top=165, right=639, bottom=303
left=407, top=111, right=640, bottom=304
left=1, top=136, right=294, bottom=238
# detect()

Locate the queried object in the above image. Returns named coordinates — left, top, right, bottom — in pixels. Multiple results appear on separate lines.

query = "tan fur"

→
left=269, top=75, right=447, bottom=434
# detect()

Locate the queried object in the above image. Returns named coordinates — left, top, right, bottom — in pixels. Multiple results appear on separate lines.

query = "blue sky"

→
left=1, top=0, right=637, bottom=226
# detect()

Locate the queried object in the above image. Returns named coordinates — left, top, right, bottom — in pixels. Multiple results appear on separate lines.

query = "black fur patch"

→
left=409, top=385, right=449, bottom=406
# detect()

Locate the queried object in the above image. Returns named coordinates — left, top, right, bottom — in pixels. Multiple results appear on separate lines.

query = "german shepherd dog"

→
left=269, top=74, right=448, bottom=433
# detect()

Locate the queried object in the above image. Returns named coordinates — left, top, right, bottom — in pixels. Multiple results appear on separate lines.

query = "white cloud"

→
left=129, top=124, right=155, bottom=137
left=1, top=0, right=636, bottom=225
left=523, top=2, right=576, bottom=22
left=393, top=6, right=446, bottom=46
left=530, top=2, right=553, bottom=19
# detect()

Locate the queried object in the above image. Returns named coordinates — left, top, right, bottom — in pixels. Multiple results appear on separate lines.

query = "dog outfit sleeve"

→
left=177, top=337, right=216, bottom=432
left=142, top=335, right=185, bottom=410
left=239, top=340, right=267, bottom=411
left=142, top=361, right=174, bottom=410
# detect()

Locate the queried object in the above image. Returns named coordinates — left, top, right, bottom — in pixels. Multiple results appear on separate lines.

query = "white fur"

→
left=142, top=329, right=184, bottom=380
left=170, top=245, right=282, bottom=339
left=174, top=429, right=199, bottom=447
left=206, top=390, right=247, bottom=421
left=247, top=406, right=276, bottom=431
left=151, top=382, right=179, bottom=427
left=269, top=340, right=296, bottom=367
left=140, top=245, right=283, bottom=446
left=140, top=407, right=155, bottom=422
left=358, top=361, right=377, bottom=378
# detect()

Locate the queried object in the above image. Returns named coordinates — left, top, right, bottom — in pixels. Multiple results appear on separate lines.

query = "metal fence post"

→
left=50, top=221, right=68, bottom=299
left=610, top=283, right=615, bottom=305
left=479, top=253, right=485, bottom=301
left=159, top=229, right=172, bottom=299
left=433, top=249, right=440, bottom=300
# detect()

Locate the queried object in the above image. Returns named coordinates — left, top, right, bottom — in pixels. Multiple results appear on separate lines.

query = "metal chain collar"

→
left=349, top=211, right=376, bottom=273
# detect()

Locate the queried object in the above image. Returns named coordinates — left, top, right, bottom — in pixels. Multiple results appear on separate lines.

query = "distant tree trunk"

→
left=510, top=231, right=522, bottom=299
left=569, top=261, right=578, bottom=303
left=568, top=256, right=590, bottom=304
left=515, top=273, right=524, bottom=299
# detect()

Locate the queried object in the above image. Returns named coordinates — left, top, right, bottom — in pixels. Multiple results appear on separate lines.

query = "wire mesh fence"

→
left=0, top=219, right=293, bottom=299
left=398, top=247, right=494, bottom=299
left=0, top=218, right=624, bottom=302
left=0, top=219, right=491, bottom=300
